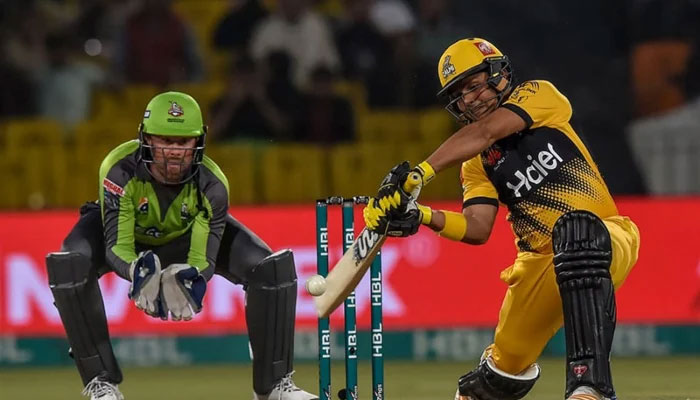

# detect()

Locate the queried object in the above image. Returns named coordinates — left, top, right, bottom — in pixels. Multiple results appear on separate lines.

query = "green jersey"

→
left=98, top=140, right=229, bottom=277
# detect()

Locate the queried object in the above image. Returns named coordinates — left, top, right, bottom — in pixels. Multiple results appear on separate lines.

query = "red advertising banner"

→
left=1, top=198, right=698, bottom=336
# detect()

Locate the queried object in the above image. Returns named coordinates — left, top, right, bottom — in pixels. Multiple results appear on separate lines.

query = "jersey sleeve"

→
left=460, top=157, right=499, bottom=209
left=99, top=163, right=138, bottom=279
left=187, top=177, right=229, bottom=278
left=502, top=80, right=572, bottom=129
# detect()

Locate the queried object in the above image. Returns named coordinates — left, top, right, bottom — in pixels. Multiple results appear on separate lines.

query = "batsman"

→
left=364, top=38, right=640, bottom=400
left=46, top=92, right=317, bottom=400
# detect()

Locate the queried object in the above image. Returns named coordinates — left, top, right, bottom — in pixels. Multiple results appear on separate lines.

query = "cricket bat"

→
left=312, top=172, right=422, bottom=318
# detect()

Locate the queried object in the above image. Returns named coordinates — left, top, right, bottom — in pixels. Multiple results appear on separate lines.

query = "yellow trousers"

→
left=488, top=216, right=641, bottom=374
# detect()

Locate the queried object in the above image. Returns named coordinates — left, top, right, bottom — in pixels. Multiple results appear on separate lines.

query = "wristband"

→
left=438, top=210, right=468, bottom=241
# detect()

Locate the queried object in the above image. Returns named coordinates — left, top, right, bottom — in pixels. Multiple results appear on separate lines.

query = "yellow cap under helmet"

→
left=436, top=38, right=513, bottom=122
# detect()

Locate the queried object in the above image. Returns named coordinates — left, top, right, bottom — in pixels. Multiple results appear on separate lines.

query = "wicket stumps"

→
left=315, top=197, right=384, bottom=400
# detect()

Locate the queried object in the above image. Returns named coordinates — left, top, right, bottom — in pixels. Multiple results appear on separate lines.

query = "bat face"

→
left=353, top=228, right=382, bottom=263
left=313, top=228, right=386, bottom=318
left=311, top=170, right=423, bottom=317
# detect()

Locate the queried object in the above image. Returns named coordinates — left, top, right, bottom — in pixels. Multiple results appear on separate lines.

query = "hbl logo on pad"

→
left=573, top=364, right=588, bottom=378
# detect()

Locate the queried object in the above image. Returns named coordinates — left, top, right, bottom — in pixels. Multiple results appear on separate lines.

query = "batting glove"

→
left=376, top=161, right=414, bottom=218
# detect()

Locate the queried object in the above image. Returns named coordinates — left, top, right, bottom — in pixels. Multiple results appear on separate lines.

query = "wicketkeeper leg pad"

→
left=46, top=252, right=122, bottom=386
left=457, top=357, right=540, bottom=400
left=553, top=210, right=616, bottom=398
left=245, top=249, right=297, bottom=395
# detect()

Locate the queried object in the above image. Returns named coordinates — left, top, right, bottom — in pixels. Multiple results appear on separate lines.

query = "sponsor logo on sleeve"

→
left=103, top=178, right=125, bottom=197
left=509, top=81, right=540, bottom=104
left=144, top=110, right=151, bottom=119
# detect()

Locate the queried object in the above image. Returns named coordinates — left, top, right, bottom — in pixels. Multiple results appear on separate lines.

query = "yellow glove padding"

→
left=377, top=191, right=402, bottom=212
left=415, top=161, right=436, bottom=185
left=417, top=204, right=433, bottom=225
left=363, top=198, right=386, bottom=230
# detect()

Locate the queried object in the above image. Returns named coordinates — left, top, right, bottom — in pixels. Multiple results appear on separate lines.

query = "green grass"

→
left=1, top=357, right=699, bottom=400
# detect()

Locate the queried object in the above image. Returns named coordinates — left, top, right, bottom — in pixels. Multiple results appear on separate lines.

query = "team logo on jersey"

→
left=442, top=55, right=456, bottom=79
left=181, top=202, right=190, bottom=220
left=168, top=101, right=184, bottom=117
left=138, top=197, right=149, bottom=213
left=103, top=178, right=124, bottom=197
left=474, top=41, right=495, bottom=56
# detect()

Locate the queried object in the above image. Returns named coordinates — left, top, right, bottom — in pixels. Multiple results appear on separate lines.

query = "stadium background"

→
left=1, top=0, right=698, bottom=398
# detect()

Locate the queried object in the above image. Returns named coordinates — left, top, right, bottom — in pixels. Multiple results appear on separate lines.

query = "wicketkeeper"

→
left=46, top=92, right=317, bottom=400
left=364, top=38, right=640, bottom=400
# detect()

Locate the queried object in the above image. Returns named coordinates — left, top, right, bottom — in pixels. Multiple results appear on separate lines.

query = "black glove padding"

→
left=385, top=209, right=421, bottom=238
left=377, top=161, right=413, bottom=218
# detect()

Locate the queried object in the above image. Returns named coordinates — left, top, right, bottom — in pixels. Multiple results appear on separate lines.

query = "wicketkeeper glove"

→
left=129, top=251, right=165, bottom=318
left=160, top=264, right=207, bottom=321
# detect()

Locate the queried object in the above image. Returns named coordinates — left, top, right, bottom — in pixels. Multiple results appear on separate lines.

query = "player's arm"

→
left=187, top=180, right=229, bottom=280
left=422, top=204, right=498, bottom=245
left=425, top=107, right=525, bottom=173
left=424, top=80, right=571, bottom=175
left=407, top=156, right=499, bottom=244
left=100, top=170, right=138, bottom=280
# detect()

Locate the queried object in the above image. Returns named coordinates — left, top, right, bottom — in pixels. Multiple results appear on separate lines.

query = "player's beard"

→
left=151, top=150, right=194, bottom=184
left=159, top=160, right=191, bottom=183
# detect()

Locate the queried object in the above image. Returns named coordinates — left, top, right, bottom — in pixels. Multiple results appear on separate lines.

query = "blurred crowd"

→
left=0, top=0, right=698, bottom=208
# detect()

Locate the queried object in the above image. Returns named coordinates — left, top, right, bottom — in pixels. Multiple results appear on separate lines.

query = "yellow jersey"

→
left=460, top=80, right=618, bottom=253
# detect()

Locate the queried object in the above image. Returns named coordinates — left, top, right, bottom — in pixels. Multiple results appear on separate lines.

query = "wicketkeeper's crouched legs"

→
left=246, top=250, right=297, bottom=395
left=47, top=202, right=122, bottom=386
left=215, top=215, right=298, bottom=395
left=47, top=251, right=122, bottom=386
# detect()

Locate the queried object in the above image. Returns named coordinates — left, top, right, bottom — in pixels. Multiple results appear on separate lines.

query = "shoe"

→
left=82, top=376, right=124, bottom=400
left=567, top=385, right=613, bottom=400
left=253, top=371, right=318, bottom=400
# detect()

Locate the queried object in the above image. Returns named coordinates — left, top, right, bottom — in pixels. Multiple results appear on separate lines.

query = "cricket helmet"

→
left=138, top=91, right=207, bottom=184
left=437, top=38, right=513, bottom=123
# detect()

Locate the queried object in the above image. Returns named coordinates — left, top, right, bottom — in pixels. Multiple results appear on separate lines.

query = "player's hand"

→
left=376, top=161, right=414, bottom=218
left=160, top=264, right=207, bottom=321
left=364, top=197, right=431, bottom=237
left=364, top=197, right=389, bottom=234
left=128, top=251, right=163, bottom=318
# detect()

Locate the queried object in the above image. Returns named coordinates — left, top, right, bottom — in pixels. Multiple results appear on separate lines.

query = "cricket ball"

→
left=305, top=275, right=327, bottom=296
